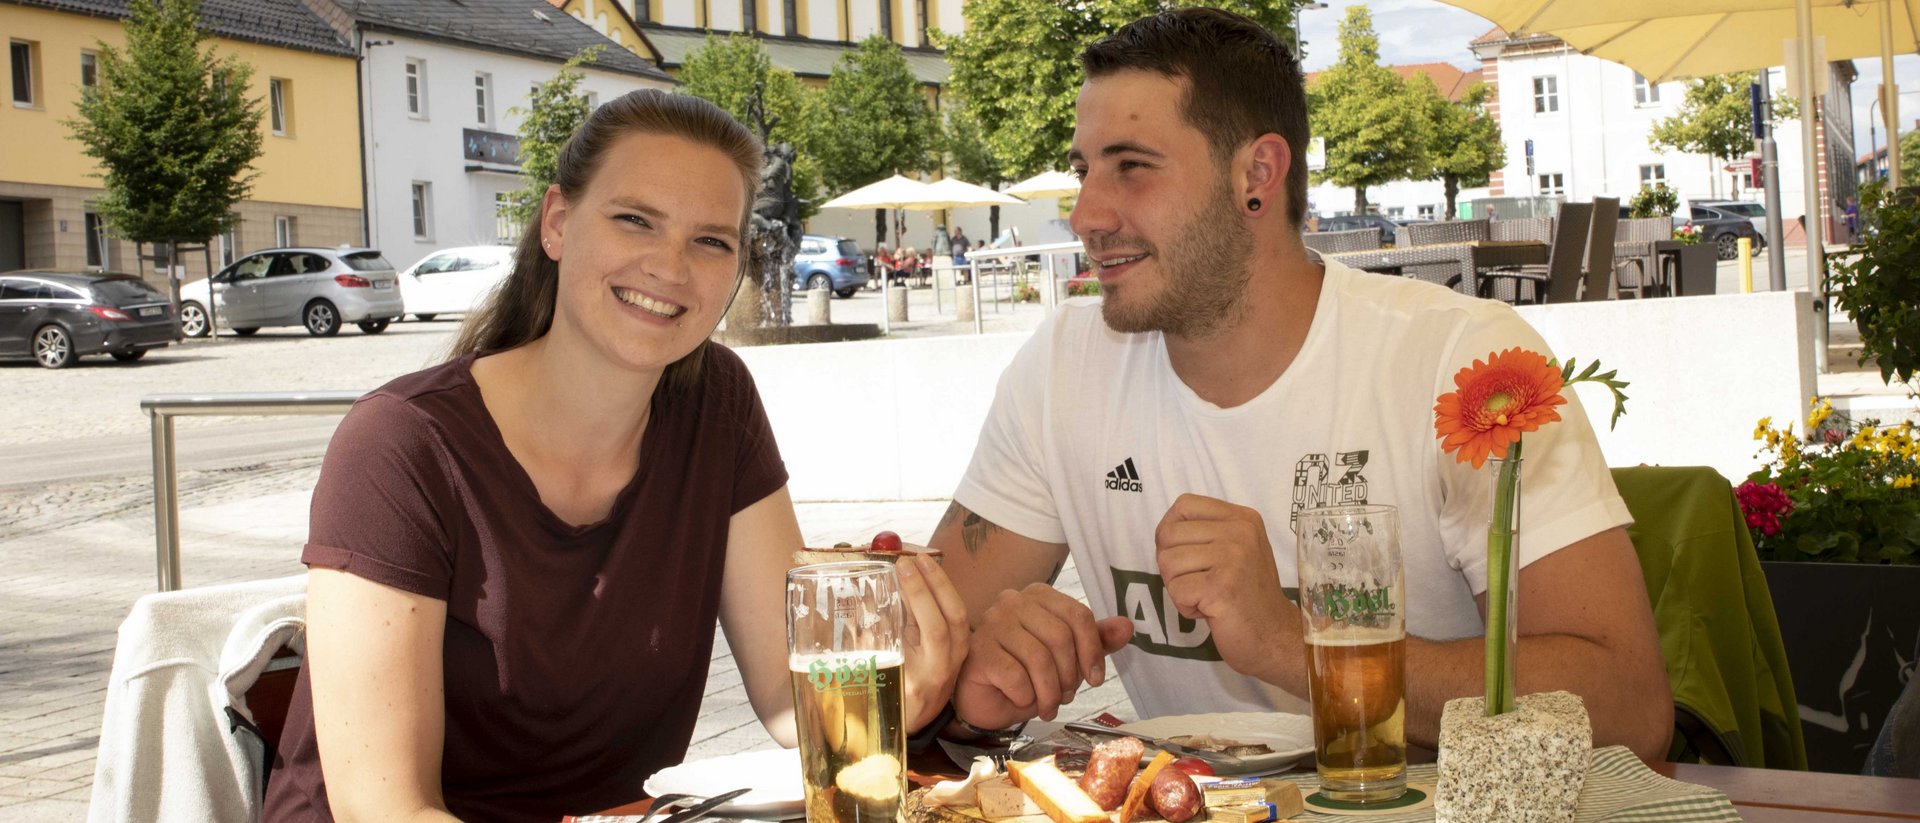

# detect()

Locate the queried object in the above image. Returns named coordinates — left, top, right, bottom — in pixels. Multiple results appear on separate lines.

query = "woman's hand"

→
left=896, top=554, right=971, bottom=734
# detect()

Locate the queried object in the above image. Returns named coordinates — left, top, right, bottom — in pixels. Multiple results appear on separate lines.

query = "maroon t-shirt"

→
left=264, top=344, right=787, bottom=823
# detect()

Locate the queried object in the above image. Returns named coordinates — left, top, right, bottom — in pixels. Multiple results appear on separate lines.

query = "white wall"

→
left=361, top=36, right=672, bottom=271
left=738, top=292, right=1815, bottom=502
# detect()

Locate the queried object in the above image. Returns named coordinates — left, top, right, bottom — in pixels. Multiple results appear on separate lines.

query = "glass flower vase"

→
left=1485, top=455, right=1522, bottom=716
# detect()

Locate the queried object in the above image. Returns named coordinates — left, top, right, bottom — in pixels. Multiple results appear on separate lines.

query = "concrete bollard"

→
left=955, top=285, right=975, bottom=323
left=807, top=288, right=831, bottom=325
left=887, top=285, right=909, bottom=323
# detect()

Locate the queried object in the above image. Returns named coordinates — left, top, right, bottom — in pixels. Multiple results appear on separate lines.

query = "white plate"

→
left=642, top=747, right=804, bottom=819
left=1118, top=712, right=1315, bottom=776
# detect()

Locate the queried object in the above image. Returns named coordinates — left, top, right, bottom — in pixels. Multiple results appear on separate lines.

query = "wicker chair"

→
left=1479, top=201, right=1594, bottom=305
left=1492, top=218, right=1555, bottom=243
left=1302, top=228, right=1382, bottom=254
left=1580, top=197, right=1621, bottom=301
left=1614, top=217, right=1675, bottom=298
left=1403, top=218, right=1490, bottom=246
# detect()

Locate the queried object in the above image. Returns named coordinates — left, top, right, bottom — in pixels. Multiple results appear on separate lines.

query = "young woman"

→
left=264, top=91, right=969, bottom=823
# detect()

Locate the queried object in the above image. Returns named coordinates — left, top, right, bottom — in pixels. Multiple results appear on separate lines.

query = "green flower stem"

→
left=1486, top=440, right=1524, bottom=716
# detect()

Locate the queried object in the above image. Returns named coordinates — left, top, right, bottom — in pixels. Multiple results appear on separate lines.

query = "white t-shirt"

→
left=952, top=260, right=1632, bottom=720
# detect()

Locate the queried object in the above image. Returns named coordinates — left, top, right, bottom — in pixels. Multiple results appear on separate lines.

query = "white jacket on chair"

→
left=88, top=575, right=307, bottom=823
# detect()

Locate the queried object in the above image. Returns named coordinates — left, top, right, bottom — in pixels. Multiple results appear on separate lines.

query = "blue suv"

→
left=791, top=235, right=870, bottom=298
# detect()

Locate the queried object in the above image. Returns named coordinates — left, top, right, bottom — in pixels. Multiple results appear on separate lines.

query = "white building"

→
left=1470, top=27, right=1858, bottom=242
left=303, top=0, right=675, bottom=271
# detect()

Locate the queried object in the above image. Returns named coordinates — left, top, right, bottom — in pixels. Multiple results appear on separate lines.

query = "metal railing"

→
left=962, top=241, right=1087, bottom=334
left=143, top=391, right=365, bottom=591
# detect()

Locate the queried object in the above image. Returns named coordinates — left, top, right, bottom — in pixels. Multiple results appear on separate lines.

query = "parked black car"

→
left=1684, top=204, right=1768, bottom=260
left=0, top=271, right=176, bottom=368
left=1315, top=213, right=1404, bottom=245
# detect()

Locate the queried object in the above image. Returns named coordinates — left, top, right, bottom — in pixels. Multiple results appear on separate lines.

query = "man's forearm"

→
left=1402, top=634, right=1672, bottom=761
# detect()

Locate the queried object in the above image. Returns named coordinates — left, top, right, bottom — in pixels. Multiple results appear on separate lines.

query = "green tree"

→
left=936, top=0, right=1299, bottom=182
left=817, top=35, right=936, bottom=247
left=504, top=47, right=601, bottom=227
left=1416, top=77, right=1503, bottom=218
left=1649, top=71, right=1800, bottom=164
left=1899, top=128, right=1920, bottom=179
left=679, top=34, right=825, bottom=218
left=941, top=101, right=1008, bottom=238
left=67, top=0, right=263, bottom=305
left=1308, top=5, right=1429, bottom=214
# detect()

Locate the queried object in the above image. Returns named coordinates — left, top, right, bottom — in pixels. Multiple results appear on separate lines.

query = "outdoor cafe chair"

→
left=1615, top=217, right=1677, bottom=299
left=1301, top=228, right=1381, bottom=255
left=1404, top=218, right=1490, bottom=246
left=1580, top=197, right=1622, bottom=302
left=1479, top=201, right=1593, bottom=305
left=1492, top=217, right=1555, bottom=243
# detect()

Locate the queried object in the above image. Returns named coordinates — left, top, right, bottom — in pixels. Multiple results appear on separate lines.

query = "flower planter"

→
left=1761, top=560, right=1920, bottom=773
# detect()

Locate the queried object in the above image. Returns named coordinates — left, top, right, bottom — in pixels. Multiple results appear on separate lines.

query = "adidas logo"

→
left=1105, top=457, right=1143, bottom=493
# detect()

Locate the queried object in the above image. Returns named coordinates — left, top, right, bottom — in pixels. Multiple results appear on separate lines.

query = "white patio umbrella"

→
left=817, top=174, right=935, bottom=210
left=913, top=177, right=1025, bottom=209
left=1006, top=170, right=1083, bottom=200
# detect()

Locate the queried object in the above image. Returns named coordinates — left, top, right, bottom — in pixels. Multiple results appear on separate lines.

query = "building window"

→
left=1537, top=173, right=1565, bottom=196
left=584, top=90, right=599, bottom=110
left=918, top=0, right=930, bottom=44
left=1417, top=205, right=1437, bottom=220
left=474, top=73, right=492, bottom=126
left=495, top=191, right=520, bottom=243
left=220, top=215, right=240, bottom=267
left=80, top=51, right=98, bottom=88
left=1639, top=164, right=1666, bottom=187
left=635, top=0, right=651, bottom=22
left=405, top=58, right=426, bottom=117
left=1633, top=73, right=1660, bottom=106
left=84, top=212, right=108, bottom=268
left=412, top=182, right=432, bottom=240
left=1532, top=75, right=1558, bottom=114
left=10, top=40, right=39, bottom=107
left=784, top=0, right=798, bottom=35
left=269, top=77, right=290, bottom=135
left=274, top=215, right=295, bottom=247
left=880, top=0, right=894, bottom=40
left=743, top=0, right=757, bottom=32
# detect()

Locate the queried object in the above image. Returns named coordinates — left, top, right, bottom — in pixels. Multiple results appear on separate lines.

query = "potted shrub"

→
left=1740, top=400, right=1920, bottom=773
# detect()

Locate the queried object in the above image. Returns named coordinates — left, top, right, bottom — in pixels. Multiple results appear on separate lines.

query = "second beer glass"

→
left=1295, top=505, right=1407, bottom=803
left=787, top=561, right=906, bottom=823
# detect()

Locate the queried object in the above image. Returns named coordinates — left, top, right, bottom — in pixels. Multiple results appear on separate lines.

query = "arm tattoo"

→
left=937, top=501, right=1004, bottom=557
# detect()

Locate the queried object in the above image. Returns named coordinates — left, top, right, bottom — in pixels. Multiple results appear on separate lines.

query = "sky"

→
left=1298, top=0, right=1920, bottom=160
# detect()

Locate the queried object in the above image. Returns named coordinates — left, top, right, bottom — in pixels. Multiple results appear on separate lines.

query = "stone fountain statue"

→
left=730, top=81, right=805, bottom=329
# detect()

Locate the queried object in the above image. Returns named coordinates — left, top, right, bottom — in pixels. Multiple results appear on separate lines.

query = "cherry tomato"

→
left=1168, top=757, right=1214, bottom=777
left=871, top=531, right=903, bottom=553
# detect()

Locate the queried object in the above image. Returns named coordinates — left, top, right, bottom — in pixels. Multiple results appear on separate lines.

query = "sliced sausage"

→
left=1077, top=737, right=1144, bottom=810
left=1148, top=766, right=1202, bottom=823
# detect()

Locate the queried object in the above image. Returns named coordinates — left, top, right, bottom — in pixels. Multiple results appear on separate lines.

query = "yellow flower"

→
left=1781, top=437, right=1801, bottom=463
left=1852, top=426, right=1878, bottom=451
left=1807, top=398, right=1834, bottom=430
left=1895, top=475, right=1916, bottom=490
left=1754, top=417, right=1773, bottom=441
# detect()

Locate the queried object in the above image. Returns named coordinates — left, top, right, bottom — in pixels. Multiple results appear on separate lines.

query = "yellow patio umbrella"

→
left=1005, top=170, right=1083, bottom=200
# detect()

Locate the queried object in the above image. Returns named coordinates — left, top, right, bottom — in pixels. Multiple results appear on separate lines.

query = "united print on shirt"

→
left=1290, top=450, right=1371, bottom=526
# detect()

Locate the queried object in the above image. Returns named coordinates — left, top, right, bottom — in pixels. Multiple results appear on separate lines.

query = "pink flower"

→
left=1736, top=480, right=1793, bottom=536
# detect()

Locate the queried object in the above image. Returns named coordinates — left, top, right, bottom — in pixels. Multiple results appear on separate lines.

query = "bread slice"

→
left=1005, top=757, right=1107, bottom=823
left=791, top=543, right=943, bottom=567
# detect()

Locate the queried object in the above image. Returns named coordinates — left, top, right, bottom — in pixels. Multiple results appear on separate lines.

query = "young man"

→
left=929, top=8, right=1672, bottom=761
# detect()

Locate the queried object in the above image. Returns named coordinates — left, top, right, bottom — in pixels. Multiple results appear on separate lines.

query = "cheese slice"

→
left=976, top=776, right=1046, bottom=820
left=1005, top=757, right=1107, bottom=823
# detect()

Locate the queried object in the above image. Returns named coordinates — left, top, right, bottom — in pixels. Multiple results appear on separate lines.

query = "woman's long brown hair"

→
left=449, top=89, right=764, bottom=394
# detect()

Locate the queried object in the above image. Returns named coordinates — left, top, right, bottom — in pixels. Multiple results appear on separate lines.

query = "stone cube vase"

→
left=1434, top=691, right=1592, bottom=823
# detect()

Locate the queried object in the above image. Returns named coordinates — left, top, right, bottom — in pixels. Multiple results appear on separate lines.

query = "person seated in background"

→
left=926, top=8, right=1672, bottom=764
left=263, top=90, right=971, bottom=823
left=874, top=243, right=897, bottom=289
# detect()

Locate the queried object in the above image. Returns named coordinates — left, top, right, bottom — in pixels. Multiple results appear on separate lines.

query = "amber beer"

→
left=790, top=652, right=906, bottom=823
left=1306, top=633, right=1408, bottom=801
left=787, top=562, right=906, bottom=823
left=1295, top=505, right=1407, bottom=803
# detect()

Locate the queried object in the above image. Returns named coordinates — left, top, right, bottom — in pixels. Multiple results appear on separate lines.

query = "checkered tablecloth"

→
left=1274, top=746, right=1742, bottom=822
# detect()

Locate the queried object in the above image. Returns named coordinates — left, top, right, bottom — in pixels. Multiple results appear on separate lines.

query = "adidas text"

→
left=1105, top=476, right=1143, bottom=492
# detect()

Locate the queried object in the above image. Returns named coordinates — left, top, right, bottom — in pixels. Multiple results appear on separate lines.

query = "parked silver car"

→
left=178, top=247, right=405, bottom=337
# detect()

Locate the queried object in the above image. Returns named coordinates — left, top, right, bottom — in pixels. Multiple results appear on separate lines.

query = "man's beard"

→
left=1096, top=182, right=1255, bottom=338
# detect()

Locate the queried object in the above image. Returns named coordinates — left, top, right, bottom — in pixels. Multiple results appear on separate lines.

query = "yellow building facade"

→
left=1, top=1, right=362, bottom=279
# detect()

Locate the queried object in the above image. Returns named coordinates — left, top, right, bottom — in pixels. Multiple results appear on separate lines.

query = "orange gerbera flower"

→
left=1434, top=348, right=1567, bottom=468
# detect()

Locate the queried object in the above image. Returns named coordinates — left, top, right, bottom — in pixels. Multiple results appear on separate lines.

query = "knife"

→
left=1060, top=721, right=1241, bottom=766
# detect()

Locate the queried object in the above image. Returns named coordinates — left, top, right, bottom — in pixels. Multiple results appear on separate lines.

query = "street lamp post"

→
left=1289, top=1, right=1328, bottom=60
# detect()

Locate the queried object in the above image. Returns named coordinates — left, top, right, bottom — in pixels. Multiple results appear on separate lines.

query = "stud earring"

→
left=1247, top=198, right=1262, bottom=212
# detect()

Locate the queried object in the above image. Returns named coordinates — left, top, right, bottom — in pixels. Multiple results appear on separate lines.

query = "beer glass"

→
left=1295, top=505, right=1407, bottom=803
left=787, top=562, right=905, bottom=823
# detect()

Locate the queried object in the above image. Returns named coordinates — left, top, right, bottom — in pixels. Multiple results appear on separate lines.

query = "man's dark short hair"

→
left=1080, top=7, right=1310, bottom=228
